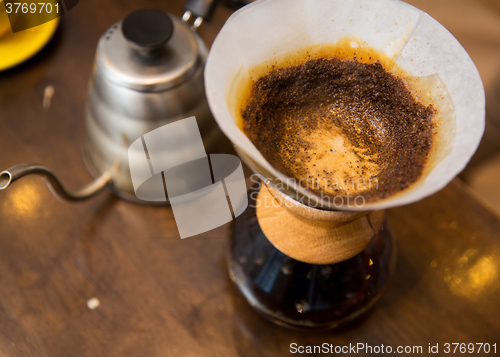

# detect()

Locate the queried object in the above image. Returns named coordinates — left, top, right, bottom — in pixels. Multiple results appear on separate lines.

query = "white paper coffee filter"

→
left=205, top=0, right=485, bottom=211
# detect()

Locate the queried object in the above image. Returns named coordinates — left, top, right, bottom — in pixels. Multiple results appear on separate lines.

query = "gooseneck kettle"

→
left=0, top=4, right=224, bottom=203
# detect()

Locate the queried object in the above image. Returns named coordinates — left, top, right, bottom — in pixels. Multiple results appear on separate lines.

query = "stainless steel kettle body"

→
left=84, top=11, right=218, bottom=202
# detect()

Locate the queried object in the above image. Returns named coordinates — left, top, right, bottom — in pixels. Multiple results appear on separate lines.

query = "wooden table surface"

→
left=0, top=0, right=499, bottom=356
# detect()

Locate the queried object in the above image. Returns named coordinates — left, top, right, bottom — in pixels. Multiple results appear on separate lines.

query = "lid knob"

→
left=122, top=9, right=174, bottom=51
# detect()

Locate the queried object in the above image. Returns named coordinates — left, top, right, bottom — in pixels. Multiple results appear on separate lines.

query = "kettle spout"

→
left=0, top=162, right=118, bottom=202
left=0, top=171, right=12, bottom=190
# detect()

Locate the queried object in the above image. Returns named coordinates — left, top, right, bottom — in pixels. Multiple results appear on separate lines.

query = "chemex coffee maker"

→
left=0, top=0, right=485, bottom=328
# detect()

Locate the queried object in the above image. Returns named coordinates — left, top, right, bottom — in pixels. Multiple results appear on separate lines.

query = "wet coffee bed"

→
left=242, top=57, right=436, bottom=202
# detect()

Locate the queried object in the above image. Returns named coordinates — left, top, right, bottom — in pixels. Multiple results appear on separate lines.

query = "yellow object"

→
left=0, top=2, right=60, bottom=72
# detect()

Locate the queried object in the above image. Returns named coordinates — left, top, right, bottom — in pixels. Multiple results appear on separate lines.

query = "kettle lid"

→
left=96, top=9, right=202, bottom=92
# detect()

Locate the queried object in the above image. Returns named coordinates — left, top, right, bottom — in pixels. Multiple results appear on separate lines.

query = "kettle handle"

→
left=183, top=0, right=220, bottom=30
left=182, top=0, right=254, bottom=30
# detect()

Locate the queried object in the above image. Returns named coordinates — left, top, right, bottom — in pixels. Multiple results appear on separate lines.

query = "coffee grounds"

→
left=242, top=58, right=435, bottom=202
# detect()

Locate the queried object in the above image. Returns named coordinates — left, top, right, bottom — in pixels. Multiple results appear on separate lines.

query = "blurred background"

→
left=406, top=0, right=500, bottom=215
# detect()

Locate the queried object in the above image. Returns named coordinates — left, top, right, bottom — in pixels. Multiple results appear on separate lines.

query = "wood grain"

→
left=0, top=0, right=499, bottom=356
left=256, top=183, right=384, bottom=264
